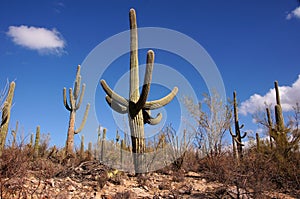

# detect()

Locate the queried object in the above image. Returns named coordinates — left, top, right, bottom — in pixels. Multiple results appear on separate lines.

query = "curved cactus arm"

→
left=234, top=137, right=244, bottom=146
left=74, top=74, right=81, bottom=100
left=239, top=124, right=244, bottom=129
left=241, top=131, right=247, bottom=139
left=144, top=87, right=178, bottom=110
left=100, top=80, right=129, bottom=107
left=136, top=50, right=154, bottom=111
left=63, top=88, right=72, bottom=111
left=229, top=126, right=236, bottom=137
left=147, top=113, right=162, bottom=125
left=75, top=84, right=86, bottom=111
left=105, top=96, right=127, bottom=114
left=74, top=103, right=90, bottom=134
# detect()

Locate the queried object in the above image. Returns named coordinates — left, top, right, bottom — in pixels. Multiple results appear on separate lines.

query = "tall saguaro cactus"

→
left=63, top=65, right=90, bottom=155
left=266, top=81, right=289, bottom=154
left=100, top=9, right=178, bottom=173
left=0, top=81, right=16, bottom=155
left=229, top=91, right=247, bottom=160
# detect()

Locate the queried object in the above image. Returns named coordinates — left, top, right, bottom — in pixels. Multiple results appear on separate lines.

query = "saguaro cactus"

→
left=11, top=121, right=18, bottom=148
left=80, top=135, right=85, bottom=159
left=101, top=128, right=106, bottom=162
left=34, top=126, right=40, bottom=159
left=266, top=81, right=289, bottom=154
left=0, top=81, right=15, bottom=155
left=63, top=65, right=90, bottom=155
left=100, top=9, right=178, bottom=173
left=229, top=91, right=247, bottom=160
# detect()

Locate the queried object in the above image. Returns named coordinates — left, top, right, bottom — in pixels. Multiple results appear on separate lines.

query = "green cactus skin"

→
left=0, top=81, right=15, bottom=155
left=63, top=65, right=90, bottom=155
left=34, top=126, right=40, bottom=159
left=100, top=8, right=178, bottom=174
left=229, top=91, right=247, bottom=160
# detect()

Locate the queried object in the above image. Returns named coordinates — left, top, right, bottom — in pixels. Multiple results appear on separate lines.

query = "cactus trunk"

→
left=65, top=111, right=76, bottom=155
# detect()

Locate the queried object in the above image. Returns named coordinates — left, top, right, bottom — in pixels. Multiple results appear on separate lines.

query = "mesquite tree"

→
left=100, top=9, right=178, bottom=173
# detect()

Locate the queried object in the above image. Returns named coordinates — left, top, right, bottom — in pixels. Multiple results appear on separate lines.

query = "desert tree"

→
left=183, top=90, right=231, bottom=157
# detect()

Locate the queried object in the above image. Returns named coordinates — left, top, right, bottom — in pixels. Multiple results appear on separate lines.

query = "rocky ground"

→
left=1, top=161, right=298, bottom=199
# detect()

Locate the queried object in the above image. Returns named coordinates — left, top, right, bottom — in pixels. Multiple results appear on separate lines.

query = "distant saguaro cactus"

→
left=80, top=135, right=85, bottom=160
left=0, top=81, right=16, bottom=155
left=229, top=91, right=247, bottom=160
left=11, top=121, right=18, bottom=148
left=63, top=65, right=90, bottom=155
left=34, top=126, right=40, bottom=159
left=101, top=128, right=106, bottom=162
left=100, top=9, right=178, bottom=173
left=265, top=81, right=295, bottom=155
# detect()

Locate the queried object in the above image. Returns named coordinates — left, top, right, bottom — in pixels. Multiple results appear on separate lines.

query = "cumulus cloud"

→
left=240, top=75, right=300, bottom=115
left=6, top=25, right=66, bottom=55
left=286, top=6, right=300, bottom=20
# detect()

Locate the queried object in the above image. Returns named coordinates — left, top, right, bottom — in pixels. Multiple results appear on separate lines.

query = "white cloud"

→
left=6, top=25, right=66, bottom=55
left=240, top=75, right=300, bottom=115
left=286, top=6, right=300, bottom=20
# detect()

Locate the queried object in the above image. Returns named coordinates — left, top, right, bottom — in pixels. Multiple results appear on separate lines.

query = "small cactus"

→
left=11, top=121, right=18, bottom=148
left=33, top=126, right=40, bottom=159
left=87, top=142, right=93, bottom=160
left=80, top=135, right=85, bottom=160
left=101, top=128, right=107, bottom=162
left=256, top=132, right=260, bottom=152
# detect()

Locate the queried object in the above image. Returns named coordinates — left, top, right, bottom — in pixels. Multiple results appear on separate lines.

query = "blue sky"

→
left=1, top=0, right=300, bottom=148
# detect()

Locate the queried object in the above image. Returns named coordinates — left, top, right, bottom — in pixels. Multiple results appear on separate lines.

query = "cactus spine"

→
left=63, top=65, right=90, bottom=155
left=34, top=126, right=40, bottom=159
left=0, top=81, right=15, bottom=155
left=230, top=91, right=247, bottom=160
left=100, top=8, right=178, bottom=174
